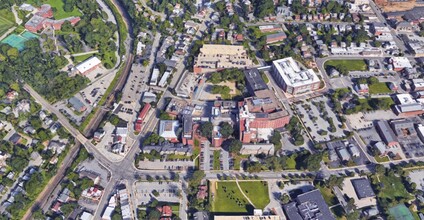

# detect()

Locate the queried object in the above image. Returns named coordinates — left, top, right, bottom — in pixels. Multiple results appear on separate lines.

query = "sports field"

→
left=0, top=15, right=14, bottom=37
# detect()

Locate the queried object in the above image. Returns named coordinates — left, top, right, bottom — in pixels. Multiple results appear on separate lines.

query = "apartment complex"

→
left=193, top=44, right=253, bottom=74
left=271, top=57, right=320, bottom=95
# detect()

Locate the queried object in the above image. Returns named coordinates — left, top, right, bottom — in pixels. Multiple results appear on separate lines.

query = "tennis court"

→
left=389, top=204, right=414, bottom=220
left=1, top=31, right=39, bottom=51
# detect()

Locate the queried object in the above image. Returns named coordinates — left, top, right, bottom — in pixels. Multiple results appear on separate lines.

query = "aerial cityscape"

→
left=0, top=0, right=423, bottom=219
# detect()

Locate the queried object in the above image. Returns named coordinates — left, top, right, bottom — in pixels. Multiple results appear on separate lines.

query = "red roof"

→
left=162, top=206, right=172, bottom=217
left=138, top=103, right=151, bottom=121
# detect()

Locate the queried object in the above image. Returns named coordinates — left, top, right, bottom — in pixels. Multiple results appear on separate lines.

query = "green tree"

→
left=219, top=122, right=233, bottom=138
left=228, top=139, right=242, bottom=154
left=200, top=122, right=213, bottom=138
left=109, top=115, right=120, bottom=126
left=270, top=131, right=282, bottom=153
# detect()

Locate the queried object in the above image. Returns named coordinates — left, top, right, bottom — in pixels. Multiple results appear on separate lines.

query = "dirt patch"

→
left=376, top=0, right=418, bottom=12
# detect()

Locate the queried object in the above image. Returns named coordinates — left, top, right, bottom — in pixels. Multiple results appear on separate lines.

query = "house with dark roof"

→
left=283, top=189, right=335, bottom=220
left=351, top=178, right=375, bottom=199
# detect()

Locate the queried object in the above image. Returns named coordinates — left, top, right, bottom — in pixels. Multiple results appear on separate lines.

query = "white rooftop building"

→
left=158, top=71, right=171, bottom=87
left=271, top=57, right=320, bottom=95
left=75, top=57, right=102, bottom=75
left=149, top=68, right=160, bottom=86
left=391, top=57, right=412, bottom=71
left=159, top=120, right=179, bottom=140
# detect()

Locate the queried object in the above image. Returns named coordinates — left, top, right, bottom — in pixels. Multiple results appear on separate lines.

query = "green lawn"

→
left=72, top=54, right=96, bottom=63
left=317, top=185, right=339, bottom=206
left=325, top=59, right=367, bottom=72
left=27, top=0, right=82, bottom=19
left=238, top=181, right=270, bottom=209
left=376, top=174, right=413, bottom=201
left=369, top=82, right=392, bottom=94
left=0, top=9, right=15, bottom=37
left=285, top=156, right=296, bottom=170
left=211, top=181, right=250, bottom=213
left=374, top=155, right=390, bottom=163
left=213, top=150, right=220, bottom=170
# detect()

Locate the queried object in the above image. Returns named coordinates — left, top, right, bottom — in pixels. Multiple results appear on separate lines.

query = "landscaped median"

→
left=209, top=180, right=270, bottom=214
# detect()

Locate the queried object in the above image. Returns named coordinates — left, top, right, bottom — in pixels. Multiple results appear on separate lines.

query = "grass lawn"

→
left=325, top=59, right=367, bottom=72
left=211, top=181, right=250, bottom=213
left=27, top=0, right=82, bottom=19
left=166, top=154, right=192, bottom=160
left=374, top=155, right=390, bottom=163
left=72, top=54, right=96, bottom=63
left=213, top=150, right=220, bottom=170
left=238, top=181, right=270, bottom=209
left=0, top=9, right=15, bottom=37
left=285, top=156, right=296, bottom=170
left=317, top=185, right=339, bottom=206
left=369, top=82, right=392, bottom=94
left=375, top=174, right=413, bottom=201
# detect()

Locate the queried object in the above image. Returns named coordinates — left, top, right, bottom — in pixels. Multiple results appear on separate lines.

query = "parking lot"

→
left=200, top=141, right=212, bottom=171
left=134, top=181, right=181, bottom=205
left=296, top=96, right=345, bottom=142
left=409, top=170, right=424, bottom=191
left=326, top=138, right=370, bottom=168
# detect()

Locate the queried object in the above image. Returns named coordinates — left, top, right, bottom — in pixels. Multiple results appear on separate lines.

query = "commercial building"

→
left=394, top=94, right=424, bottom=117
left=244, top=68, right=268, bottom=95
left=412, top=79, right=424, bottom=91
left=266, top=32, right=287, bottom=44
left=239, top=89, right=290, bottom=143
left=271, top=57, right=320, bottom=95
left=259, top=25, right=282, bottom=33
left=283, top=189, right=335, bottom=220
left=240, top=143, right=274, bottom=155
left=149, top=68, right=160, bottom=86
left=75, top=57, right=102, bottom=75
left=142, top=142, right=193, bottom=156
left=182, top=114, right=193, bottom=145
left=390, top=57, right=413, bottom=71
left=134, top=103, right=151, bottom=132
left=376, top=120, right=399, bottom=147
left=159, top=120, right=180, bottom=142
left=68, top=97, right=86, bottom=112
left=193, top=44, right=253, bottom=74
left=351, top=178, right=375, bottom=199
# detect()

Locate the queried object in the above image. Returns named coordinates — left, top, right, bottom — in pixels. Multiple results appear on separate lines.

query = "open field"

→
left=0, top=10, right=15, bottom=37
left=27, top=0, right=82, bottom=19
left=369, top=82, right=391, bottom=94
left=238, top=181, right=270, bottom=209
left=210, top=181, right=270, bottom=213
left=210, top=181, right=250, bottom=213
left=377, top=0, right=418, bottom=12
left=325, top=60, right=367, bottom=72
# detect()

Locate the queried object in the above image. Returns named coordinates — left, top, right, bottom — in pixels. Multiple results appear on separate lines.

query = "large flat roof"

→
left=75, top=56, right=101, bottom=74
left=272, top=57, right=320, bottom=88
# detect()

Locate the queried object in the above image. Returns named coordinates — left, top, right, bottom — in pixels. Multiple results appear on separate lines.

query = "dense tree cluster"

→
left=0, top=40, right=89, bottom=103
left=62, top=0, right=118, bottom=68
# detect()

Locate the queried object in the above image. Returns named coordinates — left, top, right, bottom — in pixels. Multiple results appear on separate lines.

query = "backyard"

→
left=210, top=181, right=270, bottom=213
